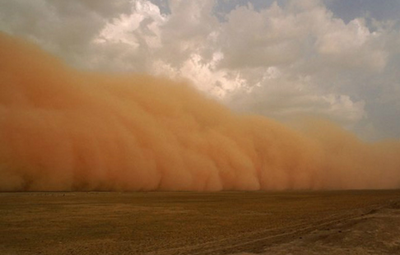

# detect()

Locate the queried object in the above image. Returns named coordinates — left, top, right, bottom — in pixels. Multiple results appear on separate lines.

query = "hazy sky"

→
left=1, top=0, right=400, bottom=141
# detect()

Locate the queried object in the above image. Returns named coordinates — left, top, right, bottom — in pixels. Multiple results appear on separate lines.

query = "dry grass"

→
left=1, top=190, right=400, bottom=254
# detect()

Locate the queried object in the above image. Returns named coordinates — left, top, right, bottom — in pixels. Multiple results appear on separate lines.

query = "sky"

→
left=1, top=0, right=400, bottom=141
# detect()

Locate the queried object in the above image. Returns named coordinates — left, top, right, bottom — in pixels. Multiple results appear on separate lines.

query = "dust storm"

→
left=0, top=32, right=399, bottom=191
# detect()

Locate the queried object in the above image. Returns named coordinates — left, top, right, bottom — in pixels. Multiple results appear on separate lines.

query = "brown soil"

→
left=1, top=190, right=400, bottom=255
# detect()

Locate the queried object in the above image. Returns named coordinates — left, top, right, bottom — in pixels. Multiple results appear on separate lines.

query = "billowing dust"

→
left=0, top=32, right=399, bottom=191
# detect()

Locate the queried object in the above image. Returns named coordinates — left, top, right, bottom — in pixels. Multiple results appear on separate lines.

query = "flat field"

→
left=1, top=190, right=400, bottom=255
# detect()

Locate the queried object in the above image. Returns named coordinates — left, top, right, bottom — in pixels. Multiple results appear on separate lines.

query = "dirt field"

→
left=1, top=190, right=400, bottom=255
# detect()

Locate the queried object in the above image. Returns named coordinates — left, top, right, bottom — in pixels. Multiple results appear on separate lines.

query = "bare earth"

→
left=1, top=190, right=400, bottom=255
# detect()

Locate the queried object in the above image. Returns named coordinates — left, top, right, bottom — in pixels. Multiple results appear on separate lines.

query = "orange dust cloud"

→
left=0, top=32, right=399, bottom=191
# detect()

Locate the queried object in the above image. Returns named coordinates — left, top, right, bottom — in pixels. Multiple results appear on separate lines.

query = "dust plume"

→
left=0, top=32, right=399, bottom=191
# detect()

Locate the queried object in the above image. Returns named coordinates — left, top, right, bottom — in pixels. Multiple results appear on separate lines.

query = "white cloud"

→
left=94, top=0, right=165, bottom=48
left=316, top=18, right=387, bottom=72
left=225, top=77, right=366, bottom=129
left=1, top=0, right=400, bottom=139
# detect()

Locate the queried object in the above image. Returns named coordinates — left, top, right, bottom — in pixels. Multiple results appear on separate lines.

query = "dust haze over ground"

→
left=0, top=32, right=400, bottom=191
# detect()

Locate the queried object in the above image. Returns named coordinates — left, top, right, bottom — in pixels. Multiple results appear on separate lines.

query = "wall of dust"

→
left=0, top=32, right=399, bottom=191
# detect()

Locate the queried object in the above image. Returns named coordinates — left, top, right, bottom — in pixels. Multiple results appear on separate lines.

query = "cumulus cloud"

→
left=1, top=0, right=400, bottom=139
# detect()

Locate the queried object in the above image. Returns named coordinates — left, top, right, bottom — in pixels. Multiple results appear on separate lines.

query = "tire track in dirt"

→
left=151, top=201, right=396, bottom=255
